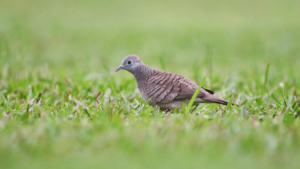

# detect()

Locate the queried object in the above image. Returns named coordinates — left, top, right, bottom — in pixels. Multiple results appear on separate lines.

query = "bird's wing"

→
left=203, top=88, right=214, bottom=94
left=145, top=70, right=211, bottom=104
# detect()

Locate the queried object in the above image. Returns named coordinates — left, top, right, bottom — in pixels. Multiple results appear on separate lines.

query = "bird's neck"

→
left=131, top=64, right=153, bottom=86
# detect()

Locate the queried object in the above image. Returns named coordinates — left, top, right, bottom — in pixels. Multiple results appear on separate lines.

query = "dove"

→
left=115, top=54, right=237, bottom=112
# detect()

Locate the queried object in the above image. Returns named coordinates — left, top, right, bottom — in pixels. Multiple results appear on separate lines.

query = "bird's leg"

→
left=163, top=109, right=173, bottom=115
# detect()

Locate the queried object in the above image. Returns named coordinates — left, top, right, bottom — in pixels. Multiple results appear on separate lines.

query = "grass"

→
left=1, top=0, right=300, bottom=168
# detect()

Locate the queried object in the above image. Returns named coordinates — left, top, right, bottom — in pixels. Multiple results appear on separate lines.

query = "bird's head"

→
left=115, top=54, right=144, bottom=73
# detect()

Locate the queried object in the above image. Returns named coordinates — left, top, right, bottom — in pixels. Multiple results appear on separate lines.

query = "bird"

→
left=115, top=54, right=238, bottom=112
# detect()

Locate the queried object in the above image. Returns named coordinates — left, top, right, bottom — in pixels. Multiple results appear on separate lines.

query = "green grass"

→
left=1, top=0, right=300, bottom=168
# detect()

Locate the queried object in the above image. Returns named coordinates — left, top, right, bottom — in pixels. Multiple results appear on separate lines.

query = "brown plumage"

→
left=115, top=54, right=234, bottom=111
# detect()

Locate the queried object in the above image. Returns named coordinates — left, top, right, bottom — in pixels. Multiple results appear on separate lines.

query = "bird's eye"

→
left=127, top=61, right=131, bottom=64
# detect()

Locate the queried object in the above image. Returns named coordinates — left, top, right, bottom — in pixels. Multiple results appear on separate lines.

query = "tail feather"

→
left=201, top=95, right=238, bottom=107
left=196, top=94, right=251, bottom=110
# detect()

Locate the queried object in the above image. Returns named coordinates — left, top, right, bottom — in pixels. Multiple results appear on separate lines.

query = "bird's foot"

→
left=162, top=109, right=173, bottom=116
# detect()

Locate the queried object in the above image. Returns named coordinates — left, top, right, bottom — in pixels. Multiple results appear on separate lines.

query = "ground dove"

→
left=115, top=54, right=236, bottom=111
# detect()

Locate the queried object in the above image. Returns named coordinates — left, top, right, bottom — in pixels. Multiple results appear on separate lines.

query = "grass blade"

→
left=225, top=97, right=233, bottom=110
left=0, top=90, right=7, bottom=95
left=263, top=63, right=270, bottom=89
left=185, top=76, right=206, bottom=114
left=159, top=56, right=166, bottom=71
left=174, top=107, right=178, bottom=114
left=271, top=93, right=281, bottom=105
left=145, top=98, right=151, bottom=105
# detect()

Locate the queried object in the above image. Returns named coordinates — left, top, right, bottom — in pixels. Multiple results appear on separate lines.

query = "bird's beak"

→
left=115, top=65, right=124, bottom=72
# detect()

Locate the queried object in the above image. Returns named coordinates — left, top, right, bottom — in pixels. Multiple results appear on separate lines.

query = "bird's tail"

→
left=202, top=95, right=239, bottom=107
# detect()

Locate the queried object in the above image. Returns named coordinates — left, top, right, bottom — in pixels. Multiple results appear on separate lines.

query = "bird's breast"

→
left=136, top=82, right=150, bottom=102
left=139, top=88, right=150, bottom=102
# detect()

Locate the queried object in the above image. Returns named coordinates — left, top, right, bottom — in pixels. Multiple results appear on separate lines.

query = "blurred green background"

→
left=1, top=0, right=300, bottom=78
left=1, top=0, right=300, bottom=169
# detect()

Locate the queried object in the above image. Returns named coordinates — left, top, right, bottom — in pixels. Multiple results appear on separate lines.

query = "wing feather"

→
left=145, top=69, right=211, bottom=104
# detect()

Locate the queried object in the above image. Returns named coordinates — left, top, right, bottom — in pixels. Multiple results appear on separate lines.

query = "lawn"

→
left=0, top=0, right=300, bottom=168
